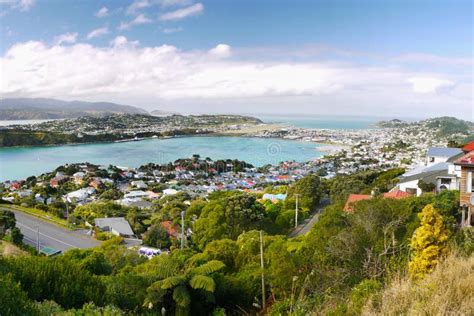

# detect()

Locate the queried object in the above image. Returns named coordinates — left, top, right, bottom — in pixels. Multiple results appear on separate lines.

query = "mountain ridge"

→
left=0, top=98, right=149, bottom=120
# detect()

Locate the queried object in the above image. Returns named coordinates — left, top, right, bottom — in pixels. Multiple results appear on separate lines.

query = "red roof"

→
left=344, top=194, right=371, bottom=212
left=462, top=141, right=474, bottom=153
left=455, top=152, right=474, bottom=166
left=344, top=190, right=411, bottom=212
left=383, top=190, right=411, bottom=199
left=160, top=221, right=180, bottom=237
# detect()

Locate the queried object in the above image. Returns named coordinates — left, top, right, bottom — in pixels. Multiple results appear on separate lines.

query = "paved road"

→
left=288, top=198, right=330, bottom=237
left=4, top=208, right=100, bottom=252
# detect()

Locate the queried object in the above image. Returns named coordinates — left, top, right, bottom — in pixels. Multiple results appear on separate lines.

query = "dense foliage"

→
left=0, top=170, right=471, bottom=315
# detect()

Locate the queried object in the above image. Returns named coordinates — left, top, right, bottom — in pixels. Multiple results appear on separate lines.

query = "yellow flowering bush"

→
left=408, top=204, right=450, bottom=279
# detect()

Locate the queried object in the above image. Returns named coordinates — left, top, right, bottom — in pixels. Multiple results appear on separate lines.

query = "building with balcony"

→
left=454, top=151, right=474, bottom=227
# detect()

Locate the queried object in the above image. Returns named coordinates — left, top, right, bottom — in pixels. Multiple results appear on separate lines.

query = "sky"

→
left=0, top=0, right=473, bottom=119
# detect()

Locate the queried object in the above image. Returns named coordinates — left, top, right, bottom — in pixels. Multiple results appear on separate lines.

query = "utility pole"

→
left=294, top=194, right=300, bottom=228
left=180, top=211, right=185, bottom=249
left=259, top=230, right=266, bottom=311
left=37, top=226, right=40, bottom=254
left=65, top=197, right=69, bottom=224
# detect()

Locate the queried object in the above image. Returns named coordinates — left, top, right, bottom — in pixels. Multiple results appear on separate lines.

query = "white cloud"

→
left=0, top=0, right=35, bottom=11
left=163, top=27, right=183, bottom=34
left=159, top=0, right=192, bottom=7
left=125, top=0, right=190, bottom=14
left=0, top=40, right=470, bottom=118
left=87, top=27, right=109, bottom=39
left=208, top=44, right=232, bottom=58
left=407, top=77, right=454, bottom=94
left=53, top=32, right=78, bottom=45
left=126, top=0, right=151, bottom=15
left=118, top=14, right=153, bottom=30
left=95, top=6, right=108, bottom=18
left=394, top=53, right=473, bottom=67
left=109, top=36, right=139, bottom=47
left=159, top=3, right=203, bottom=21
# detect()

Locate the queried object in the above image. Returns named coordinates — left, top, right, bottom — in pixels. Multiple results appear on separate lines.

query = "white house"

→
left=65, top=187, right=95, bottom=203
left=94, top=217, right=134, bottom=237
left=131, top=180, right=148, bottom=189
left=163, top=188, right=178, bottom=196
left=124, top=190, right=148, bottom=199
left=426, top=148, right=462, bottom=167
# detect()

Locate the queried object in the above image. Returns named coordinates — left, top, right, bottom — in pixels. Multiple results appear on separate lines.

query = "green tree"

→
left=409, top=204, right=450, bottom=279
left=285, top=175, right=322, bottom=210
left=100, top=189, right=123, bottom=200
left=0, top=274, right=34, bottom=315
left=194, top=193, right=265, bottom=248
left=143, top=224, right=171, bottom=249
left=11, top=227, right=23, bottom=245
left=145, top=254, right=225, bottom=315
left=418, top=180, right=436, bottom=193
left=0, top=209, right=16, bottom=237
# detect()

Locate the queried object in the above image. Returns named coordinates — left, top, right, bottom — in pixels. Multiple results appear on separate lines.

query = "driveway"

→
left=4, top=208, right=100, bottom=253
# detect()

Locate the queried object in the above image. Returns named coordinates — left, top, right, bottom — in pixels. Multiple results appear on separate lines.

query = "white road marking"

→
left=16, top=221, right=78, bottom=249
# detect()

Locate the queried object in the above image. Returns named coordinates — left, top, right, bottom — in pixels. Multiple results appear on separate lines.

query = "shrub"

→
left=364, top=254, right=474, bottom=315
left=408, top=204, right=450, bottom=279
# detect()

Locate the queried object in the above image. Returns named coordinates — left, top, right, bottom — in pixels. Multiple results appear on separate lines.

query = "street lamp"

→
left=294, top=194, right=300, bottom=228
left=180, top=211, right=185, bottom=249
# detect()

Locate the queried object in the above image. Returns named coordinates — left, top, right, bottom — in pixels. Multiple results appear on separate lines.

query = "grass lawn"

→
left=2, top=204, right=70, bottom=228
left=0, top=240, right=29, bottom=257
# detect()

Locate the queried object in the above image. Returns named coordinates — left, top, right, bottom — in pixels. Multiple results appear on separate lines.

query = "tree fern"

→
left=191, top=260, right=225, bottom=275
left=161, top=276, right=186, bottom=289
left=172, top=285, right=191, bottom=307
left=189, top=275, right=215, bottom=292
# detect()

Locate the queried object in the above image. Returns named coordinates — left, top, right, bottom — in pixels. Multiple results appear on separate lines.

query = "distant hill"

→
left=0, top=98, right=148, bottom=120
left=423, top=116, right=474, bottom=136
left=376, top=119, right=409, bottom=128
left=377, top=117, right=473, bottom=137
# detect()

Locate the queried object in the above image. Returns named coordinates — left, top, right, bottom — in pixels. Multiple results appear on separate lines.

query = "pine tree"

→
left=408, top=204, right=450, bottom=279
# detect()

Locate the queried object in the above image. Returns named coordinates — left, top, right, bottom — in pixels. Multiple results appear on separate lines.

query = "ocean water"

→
left=0, top=136, right=324, bottom=181
left=256, top=114, right=380, bottom=129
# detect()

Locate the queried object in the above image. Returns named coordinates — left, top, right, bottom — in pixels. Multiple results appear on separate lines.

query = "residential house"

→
left=94, top=217, right=135, bottom=237
left=161, top=220, right=181, bottom=238
left=163, top=188, right=178, bottom=196
left=65, top=187, right=95, bottom=203
left=131, top=180, right=148, bottom=189
left=119, top=198, right=152, bottom=209
left=124, top=190, right=148, bottom=199
left=397, top=147, right=463, bottom=196
left=454, top=151, right=474, bottom=227
left=89, top=178, right=104, bottom=190
left=50, top=173, right=67, bottom=188
left=72, top=172, right=86, bottom=185
left=426, top=147, right=462, bottom=167
left=262, top=193, right=287, bottom=203
left=344, top=190, right=411, bottom=212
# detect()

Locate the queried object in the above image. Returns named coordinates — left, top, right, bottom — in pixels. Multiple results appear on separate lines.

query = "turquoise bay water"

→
left=0, top=136, right=323, bottom=181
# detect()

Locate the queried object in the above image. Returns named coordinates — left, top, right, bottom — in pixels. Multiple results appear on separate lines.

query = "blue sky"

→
left=0, top=0, right=472, bottom=118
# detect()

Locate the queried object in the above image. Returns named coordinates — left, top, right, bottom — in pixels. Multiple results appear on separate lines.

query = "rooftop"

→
left=427, top=147, right=463, bottom=158
left=344, top=190, right=412, bottom=212
left=95, top=217, right=134, bottom=236
left=455, top=152, right=474, bottom=167
left=462, top=141, right=474, bottom=153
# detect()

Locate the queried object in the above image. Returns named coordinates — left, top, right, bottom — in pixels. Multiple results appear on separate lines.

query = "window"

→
left=472, top=173, right=474, bottom=193
left=468, top=172, right=474, bottom=193
left=440, top=178, right=451, bottom=185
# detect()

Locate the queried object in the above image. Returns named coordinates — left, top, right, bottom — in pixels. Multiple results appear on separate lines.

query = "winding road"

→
left=2, top=207, right=100, bottom=252
left=288, top=198, right=330, bottom=237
